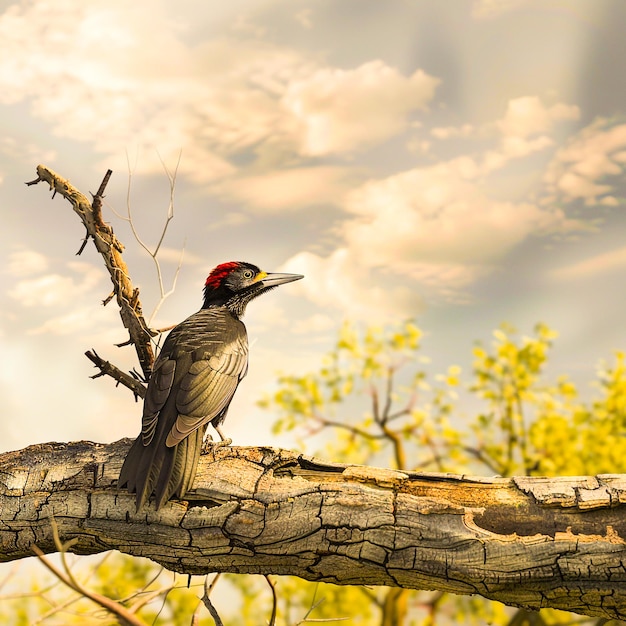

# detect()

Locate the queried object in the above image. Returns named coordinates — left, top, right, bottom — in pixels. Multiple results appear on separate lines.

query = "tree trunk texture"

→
left=1, top=440, right=625, bottom=619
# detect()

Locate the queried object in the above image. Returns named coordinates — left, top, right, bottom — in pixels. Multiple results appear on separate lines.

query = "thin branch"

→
left=464, top=445, right=505, bottom=475
left=265, top=576, right=277, bottom=626
left=294, top=585, right=349, bottom=625
left=122, top=150, right=185, bottom=327
left=31, top=592, right=83, bottom=625
left=380, top=423, right=406, bottom=470
left=371, top=384, right=380, bottom=423
left=32, top=518, right=149, bottom=626
left=380, top=366, right=394, bottom=425
left=307, top=413, right=388, bottom=441
left=200, top=574, right=223, bottom=626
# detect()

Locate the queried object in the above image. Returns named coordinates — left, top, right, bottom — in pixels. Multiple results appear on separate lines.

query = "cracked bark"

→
left=1, top=441, right=626, bottom=619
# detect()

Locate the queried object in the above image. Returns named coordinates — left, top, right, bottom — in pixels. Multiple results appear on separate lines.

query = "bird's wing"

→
left=141, top=354, right=176, bottom=446
left=165, top=345, right=248, bottom=447
left=140, top=310, right=248, bottom=448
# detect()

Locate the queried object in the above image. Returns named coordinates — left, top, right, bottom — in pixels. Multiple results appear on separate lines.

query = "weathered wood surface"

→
left=1, top=440, right=626, bottom=619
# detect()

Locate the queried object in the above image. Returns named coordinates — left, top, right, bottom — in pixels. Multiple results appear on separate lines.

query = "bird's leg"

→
left=200, top=426, right=232, bottom=455
left=214, top=425, right=232, bottom=447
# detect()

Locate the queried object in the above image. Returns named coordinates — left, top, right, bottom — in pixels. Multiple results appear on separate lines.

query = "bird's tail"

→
left=118, top=426, right=206, bottom=511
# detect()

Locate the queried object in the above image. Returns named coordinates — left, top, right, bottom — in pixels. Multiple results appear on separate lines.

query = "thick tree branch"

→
left=26, top=165, right=155, bottom=379
left=1, top=441, right=626, bottom=620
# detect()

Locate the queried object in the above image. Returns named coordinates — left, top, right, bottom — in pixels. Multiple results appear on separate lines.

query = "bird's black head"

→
left=203, top=261, right=303, bottom=317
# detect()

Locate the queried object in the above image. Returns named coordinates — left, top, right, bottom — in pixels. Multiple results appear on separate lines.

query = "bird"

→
left=118, top=261, right=303, bottom=510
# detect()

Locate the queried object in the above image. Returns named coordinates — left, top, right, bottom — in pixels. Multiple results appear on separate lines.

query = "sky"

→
left=2, top=0, right=626, bottom=454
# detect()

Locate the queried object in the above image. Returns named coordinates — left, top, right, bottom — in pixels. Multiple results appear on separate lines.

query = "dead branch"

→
left=26, top=165, right=155, bottom=379
left=84, top=350, right=147, bottom=399
left=2, top=440, right=626, bottom=620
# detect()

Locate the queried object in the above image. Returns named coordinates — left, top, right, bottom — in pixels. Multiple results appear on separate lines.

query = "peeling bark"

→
left=1, top=441, right=626, bottom=619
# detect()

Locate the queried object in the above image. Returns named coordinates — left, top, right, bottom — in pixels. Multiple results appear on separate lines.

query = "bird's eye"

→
left=242, top=269, right=254, bottom=279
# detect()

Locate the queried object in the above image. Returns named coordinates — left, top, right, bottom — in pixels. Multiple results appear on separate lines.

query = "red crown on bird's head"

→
left=204, top=262, right=241, bottom=290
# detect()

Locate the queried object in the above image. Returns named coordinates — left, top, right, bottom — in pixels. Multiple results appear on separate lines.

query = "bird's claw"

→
left=201, top=437, right=232, bottom=455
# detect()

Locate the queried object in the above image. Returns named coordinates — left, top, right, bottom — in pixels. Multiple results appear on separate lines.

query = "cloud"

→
left=8, top=261, right=102, bottom=308
left=472, top=0, right=531, bottom=19
left=270, top=95, right=587, bottom=316
left=496, top=97, right=579, bottom=139
left=430, top=124, right=474, bottom=140
left=481, top=96, right=580, bottom=172
left=550, top=247, right=626, bottom=281
left=214, top=166, right=357, bottom=212
left=428, top=97, right=579, bottom=175
left=281, top=61, right=439, bottom=156
left=156, top=246, right=204, bottom=265
left=291, top=313, right=337, bottom=334
left=294, top=8, right=313, bottom=29
left=204, top=212, right=250, bottom=231
left=281, top=249, right=424, bottom=322
left=280, top=146, right=586, bottom=316
left=342, top=158, right=579, bottom=274
left=6, top=249, right=49, bottom=277
left=544, top=118, right=626, bottom=206
left=0, top=2, right=439, bottom=187
left=0, top=136, right=56, bottom=164
left=27, top=306, right=113, bottom=336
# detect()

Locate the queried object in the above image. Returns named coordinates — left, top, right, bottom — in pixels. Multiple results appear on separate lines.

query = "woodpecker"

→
left=118, top=261, right=303, bottom=510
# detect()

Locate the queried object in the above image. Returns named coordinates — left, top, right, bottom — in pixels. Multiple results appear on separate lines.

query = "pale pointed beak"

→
left=260, top=272, right=304, bottom=287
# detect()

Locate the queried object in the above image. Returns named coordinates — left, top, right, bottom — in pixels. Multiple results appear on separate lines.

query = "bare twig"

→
left=307, top=413, right=387, bottom=441
left=199, top=574, right=223, bottom=626
left=120, top=150, right=185, bottom=327
left=265, top=575, right=277, bottom=626
left=32, top=518, right=149, bottom=626
left=380, top=367, right=394, bottom=425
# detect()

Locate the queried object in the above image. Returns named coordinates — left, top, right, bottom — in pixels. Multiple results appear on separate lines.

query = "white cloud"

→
left=247, top=298, right=289, bottom=334
left=429, top=97, right=579, bottom=176
left=8, top=261, right=102, bottom=308
left=544, top=118, right=626, bottom=205
left=481, top=96, right=580, bottom=172
left=550, top=247, right=626, bottom=281
left=342, top=158, right=578, bottom=271
left=231, top=12, right=267, bottom=38
left=282, top=61, right=439, bottom=156
left=281, top=249, right=424, bottom=322
left=280, top=151, right=585, bottom=316
left=0, top=2, right=439, bottom=187
left=6, top=249, right=49, bottom=277
left=496, top=97, right=579, bottom=139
